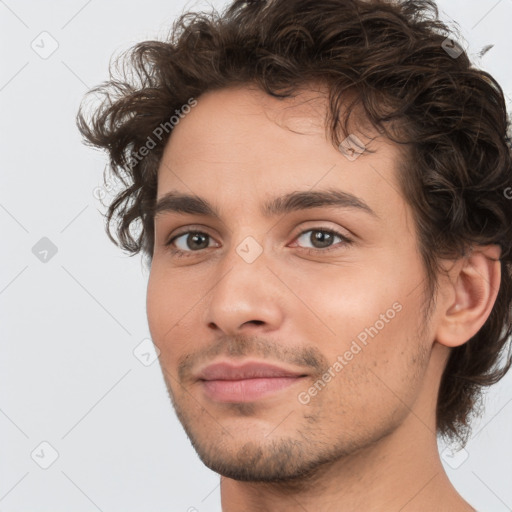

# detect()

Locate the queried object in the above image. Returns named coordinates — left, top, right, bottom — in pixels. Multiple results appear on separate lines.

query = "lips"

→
left=196, top=361, right=308, bottom=403
left=196, top=361, right=308, bottom=381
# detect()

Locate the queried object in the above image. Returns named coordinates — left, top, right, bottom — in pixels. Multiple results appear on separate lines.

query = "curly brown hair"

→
left=77, top=0, right=512, bottom=444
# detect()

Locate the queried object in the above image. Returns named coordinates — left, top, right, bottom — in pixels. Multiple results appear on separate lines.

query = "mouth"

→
left=196, top=360, right=309, bottom=403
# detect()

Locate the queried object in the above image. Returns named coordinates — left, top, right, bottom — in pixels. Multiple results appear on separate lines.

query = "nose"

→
left=203, top=243, right=285, bottom=335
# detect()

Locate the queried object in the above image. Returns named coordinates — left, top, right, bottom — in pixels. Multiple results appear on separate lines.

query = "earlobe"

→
left=435, top=244, right=501, bottom=348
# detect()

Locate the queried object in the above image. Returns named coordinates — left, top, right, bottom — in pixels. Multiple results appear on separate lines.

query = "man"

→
left=77, top=0, right=512, bottom=510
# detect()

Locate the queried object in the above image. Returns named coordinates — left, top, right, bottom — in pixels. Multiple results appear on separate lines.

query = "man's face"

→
left=146, top=85, right=436, bottom=482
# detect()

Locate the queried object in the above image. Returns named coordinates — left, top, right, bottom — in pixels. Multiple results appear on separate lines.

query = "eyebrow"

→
left=153, top=188, right=378, bottom=219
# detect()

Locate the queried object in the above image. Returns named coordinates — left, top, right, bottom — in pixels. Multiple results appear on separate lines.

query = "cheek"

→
left=146, top=269, right=168, bottom=337
left=146, top=266, right=188, bottom=357
left=285, top=263, right=399, bottom=337
left=305, top=273, right=428, bottom=415
left=287, top=253, right=426, bottom=367
left=293, top=290, right=427, bottom=437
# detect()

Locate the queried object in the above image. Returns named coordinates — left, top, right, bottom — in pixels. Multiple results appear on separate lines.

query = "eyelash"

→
left=164, top=227, right=353, bottom=259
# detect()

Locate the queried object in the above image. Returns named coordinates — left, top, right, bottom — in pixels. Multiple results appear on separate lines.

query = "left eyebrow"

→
left=262, top=189, right=378, bottom=218
left=153, top=188, right=378, bottom=219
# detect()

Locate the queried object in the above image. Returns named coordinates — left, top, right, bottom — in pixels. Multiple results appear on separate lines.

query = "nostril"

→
left=244, top=320, right=264, bottom=327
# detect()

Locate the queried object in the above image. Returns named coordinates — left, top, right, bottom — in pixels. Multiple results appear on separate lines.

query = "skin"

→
left=146, top=85, right=501, bottom=512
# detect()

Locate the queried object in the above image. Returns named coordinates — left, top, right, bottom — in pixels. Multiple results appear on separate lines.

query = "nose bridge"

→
left=204, top=234, right=283, bottom=332
left=214, top=233, right=271, bottom=302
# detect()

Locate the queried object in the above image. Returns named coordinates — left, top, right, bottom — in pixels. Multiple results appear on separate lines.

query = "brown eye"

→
left=295, top=228, right=349, bottom=250
left=169, top=231, right=212, bottom=251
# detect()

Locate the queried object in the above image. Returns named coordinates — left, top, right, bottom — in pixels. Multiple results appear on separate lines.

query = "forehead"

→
left=156, top=85, right=407, bottom=221
left=162, top=84, right=360, bottom=157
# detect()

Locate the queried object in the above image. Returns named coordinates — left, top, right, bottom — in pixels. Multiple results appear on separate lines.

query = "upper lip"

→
left=196, top=361, right=308, bottom=381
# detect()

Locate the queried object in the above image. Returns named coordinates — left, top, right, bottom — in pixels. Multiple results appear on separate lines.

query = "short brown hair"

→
left=77, top=0, right=512, bottom=444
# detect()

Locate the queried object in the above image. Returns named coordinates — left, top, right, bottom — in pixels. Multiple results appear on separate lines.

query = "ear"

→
left=435, top=244, right=501, bottom=348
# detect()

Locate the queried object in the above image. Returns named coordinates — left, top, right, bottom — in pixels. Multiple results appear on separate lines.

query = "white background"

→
left=1, top=1, right=511, bottom=511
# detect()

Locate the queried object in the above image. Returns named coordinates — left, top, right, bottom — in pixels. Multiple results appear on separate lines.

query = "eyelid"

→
left=165, top=224, right=218, bottom=243
left=292, top=222, right=353, bottom=241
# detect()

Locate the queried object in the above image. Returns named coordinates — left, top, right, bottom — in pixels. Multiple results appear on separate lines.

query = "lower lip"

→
left=201, top=376, right=305, bottom=402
